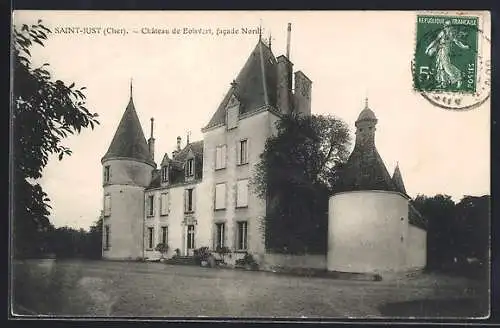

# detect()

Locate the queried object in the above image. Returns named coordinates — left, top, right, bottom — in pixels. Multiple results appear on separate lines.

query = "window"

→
left=104, top=166, right=110, bottom=183
left=147, top=194, right=155, bottom=217
left=104, top=225, right=110, bottom=250
left=187, top=225, right=195, bottom=249
left=185, top=158, right=195, bottom=177
left=215, top=183, right=226, bottom=210
left=184, top=188, right=194, bottom=213
left=215, top=145, right=227, bottom=170
left=160, top=193, right=168, bottom=216
left=161, top=226, right=168, bottom=245
left=238, top=139, right=248, bottom=165
left=236, top=179, right=249, bottom=208
left=161, top=165, right=168, bottom=183
left=237, top=221, right=248, bottom=250
left=147, top=227, right=154, bottom=249
left=215, top=223, right=225, bottom=249
left=227, top=102, right=239, bottom=130
left=103, top=195, right=111, bottom=217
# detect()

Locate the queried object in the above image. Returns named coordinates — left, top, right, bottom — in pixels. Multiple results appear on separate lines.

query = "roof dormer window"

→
left=161, top=165, right=169, bottom=183
left=185, top=158, right=195, bottom=178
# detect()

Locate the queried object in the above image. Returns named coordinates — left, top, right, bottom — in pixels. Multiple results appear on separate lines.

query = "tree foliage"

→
left=413, top=194, right=490, bottom=273
left=252, top=113, right=351, bottom=254
left=12, top=20, right=99, bottom=258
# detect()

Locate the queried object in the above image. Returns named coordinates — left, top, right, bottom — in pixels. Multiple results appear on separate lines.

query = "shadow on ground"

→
left=378, top=298, right=489, bottom=318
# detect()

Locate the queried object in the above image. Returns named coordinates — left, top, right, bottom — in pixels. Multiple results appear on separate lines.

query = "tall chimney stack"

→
left=177, top=136, right=181, bottom=151
left=286, top=23, right=291, bottom=59
left=148, top=118, right=155, bottom=162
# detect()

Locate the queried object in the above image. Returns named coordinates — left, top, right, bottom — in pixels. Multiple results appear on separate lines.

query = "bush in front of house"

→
left=215, top=246, right=231, bottom=264
left=235, top=252, right=259, bottom=270
left=193, top=247, right=211, bottom=266
left=155, top=243, right=169, bottom=261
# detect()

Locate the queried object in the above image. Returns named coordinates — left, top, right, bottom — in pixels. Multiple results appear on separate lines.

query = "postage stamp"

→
left=412, top=13, right=491, bottom=110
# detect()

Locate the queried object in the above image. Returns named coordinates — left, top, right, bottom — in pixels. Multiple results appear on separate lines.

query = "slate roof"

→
left=335, top=144, right=398, bottom=193
left=147, top=140, right=204, bottom=189
left=357, top=107, right=377, bottom=122
left=203, top=39, right=278, bottom=130
left=391, top=164, right=407, bottom=195
left=335, top=105, right=398, bottom=194
left=102, top=96, right=155, bottom=166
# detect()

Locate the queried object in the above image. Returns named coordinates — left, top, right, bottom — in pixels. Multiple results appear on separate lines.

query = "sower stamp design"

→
left=413, top=14, right=490, bottom=110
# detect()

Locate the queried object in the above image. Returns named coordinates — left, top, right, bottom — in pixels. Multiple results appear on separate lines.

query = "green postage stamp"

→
left=414, top=15, right=478, bottom=93
left=413, top=13, right=490, bottom=110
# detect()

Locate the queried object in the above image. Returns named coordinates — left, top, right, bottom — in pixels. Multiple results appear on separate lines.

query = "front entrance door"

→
left=186, top=224, right=195, bottom=256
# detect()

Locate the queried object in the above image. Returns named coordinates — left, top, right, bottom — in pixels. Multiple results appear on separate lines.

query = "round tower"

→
left=327, top=99, right=414, bottom=275
left=101, top=84, right=156, bottom=260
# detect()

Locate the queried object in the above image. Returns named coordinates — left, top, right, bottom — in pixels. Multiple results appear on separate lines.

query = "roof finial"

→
left=130, top=78, right=133, bottom=99
left=259, top=19, right=263, bottom=41
left=286, top=23, right=292, bottom=59
left=150, top=117, right=154, bottom=139
left=364, top=96, right=369, bottom=109
left=186, top=130, right=191, bottom=145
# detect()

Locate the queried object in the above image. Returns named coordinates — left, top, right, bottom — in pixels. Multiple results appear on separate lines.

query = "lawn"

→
left=11, top=259, right=489, bottom=318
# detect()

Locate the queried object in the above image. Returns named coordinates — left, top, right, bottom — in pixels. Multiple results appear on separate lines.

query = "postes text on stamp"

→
left=414, top=15, right=478, bottom=94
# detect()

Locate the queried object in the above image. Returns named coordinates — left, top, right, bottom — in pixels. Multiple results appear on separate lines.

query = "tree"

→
left=252, top=113, right=351, bottom=254
left=12, top=20, right=99, bottom=258
left=84, top=215, right=103, bottom=259
left=413, top=194, right=456, bottom=269
left=454, top=195, right=490, bottom=263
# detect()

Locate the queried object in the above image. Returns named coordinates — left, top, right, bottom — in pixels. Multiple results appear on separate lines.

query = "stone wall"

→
left=259, top=253, right=327, bottom=270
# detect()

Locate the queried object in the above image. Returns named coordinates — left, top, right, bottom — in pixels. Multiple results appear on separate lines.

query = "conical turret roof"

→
left=335, top=103, right=398, bottom=194
left=101, top=94, right=155, bottom=166
left=392, top=163, right=407, bottom=194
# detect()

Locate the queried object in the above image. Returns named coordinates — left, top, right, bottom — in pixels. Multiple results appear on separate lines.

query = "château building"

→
left=101, top=25, right=313, bottom=261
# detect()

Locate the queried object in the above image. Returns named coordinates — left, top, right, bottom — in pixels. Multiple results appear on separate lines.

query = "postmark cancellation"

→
left=412, top=12, right=491, bottom=111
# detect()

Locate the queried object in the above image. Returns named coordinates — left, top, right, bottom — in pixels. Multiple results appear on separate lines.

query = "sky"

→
left=13, top=11, right=491, bottom=229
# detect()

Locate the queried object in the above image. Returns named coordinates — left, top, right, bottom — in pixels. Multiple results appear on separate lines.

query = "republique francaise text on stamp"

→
left=412, top=13, right=490, bottom=111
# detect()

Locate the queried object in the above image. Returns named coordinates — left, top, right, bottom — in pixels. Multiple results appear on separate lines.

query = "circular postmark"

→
left=412, top=16, right=491, bottom=111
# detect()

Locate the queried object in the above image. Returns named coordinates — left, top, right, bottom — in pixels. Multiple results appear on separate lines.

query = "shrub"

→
left=215, top=246, right=231, bottom=264
left=235, top=252, right=259, bottom=270
left=155, top=243, right=169, bottom=259
left=193, top=247, right=211, bottom=265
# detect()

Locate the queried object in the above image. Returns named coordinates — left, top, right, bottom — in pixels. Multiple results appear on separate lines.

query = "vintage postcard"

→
left=10, top=10, right=490, bottom=320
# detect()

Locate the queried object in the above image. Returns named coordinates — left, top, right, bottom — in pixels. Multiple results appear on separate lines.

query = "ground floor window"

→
left=104, top=225, right=110, bottom=250
left=237, top=221, right=248, bottom=250
left=187, top=224, right=195, bottom=249
left=215, top=223, right=225, bottom=249
left=161, top=226, right=168, bottom=245
left=148, top=227, right=154, bottom=249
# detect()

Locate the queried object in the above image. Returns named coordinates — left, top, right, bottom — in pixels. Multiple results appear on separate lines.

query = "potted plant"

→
left=155, top=243, right=169, bottom=262
left=194, top=247, right=211, bottom=266
left=215, top=246, right=231, bottom=265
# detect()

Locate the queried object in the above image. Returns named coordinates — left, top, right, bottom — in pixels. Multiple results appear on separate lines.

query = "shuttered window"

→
left=160, top=193, right=168, bottom=216
left=236, top=179, right=249, bottom=208
left=215, top=145, right=227, bottom=170
left=215, top=183, right=226, bottom=210
left=147, top=195, right=155, bottom=217
left=103, top=195, right=111, bottom=217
